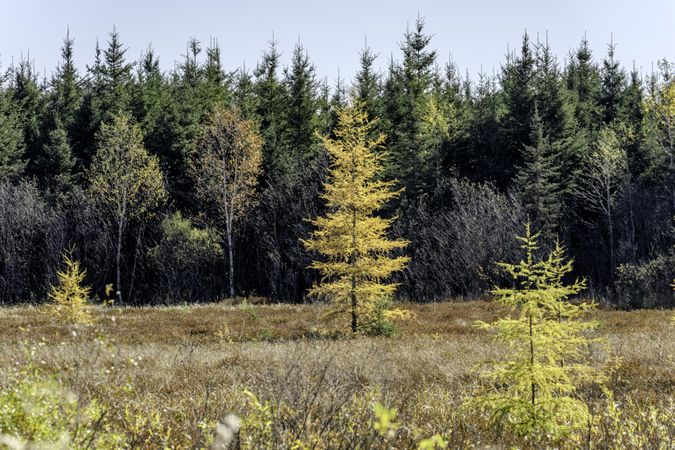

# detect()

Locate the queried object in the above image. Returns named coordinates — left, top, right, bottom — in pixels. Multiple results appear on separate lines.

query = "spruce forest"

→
left=0, top=11, right=674, bottom=449
left=0, top=19, right=672, bottom=307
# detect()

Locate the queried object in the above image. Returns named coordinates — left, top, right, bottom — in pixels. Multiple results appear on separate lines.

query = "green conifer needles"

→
left=468, top=223, right=606, bottom=441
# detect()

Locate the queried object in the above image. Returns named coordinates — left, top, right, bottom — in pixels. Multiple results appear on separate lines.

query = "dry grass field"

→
left=0, top=300, right=673, bottom=448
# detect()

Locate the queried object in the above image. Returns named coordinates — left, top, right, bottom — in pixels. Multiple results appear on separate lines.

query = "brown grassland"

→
left=0, top=300, right=673, bottom=448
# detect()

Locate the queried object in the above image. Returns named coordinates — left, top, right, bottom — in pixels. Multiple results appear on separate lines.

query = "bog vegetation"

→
left=0, top=14, right=673, bottom=449
left=0, top=299, right=673, bottom=448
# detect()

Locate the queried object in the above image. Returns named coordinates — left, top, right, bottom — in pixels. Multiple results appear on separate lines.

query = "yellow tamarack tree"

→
left=467, top=223, right=605, bottom=441
left=303, top=104, right=409, bottom=333
left=49, top=250, right=92, bottom=324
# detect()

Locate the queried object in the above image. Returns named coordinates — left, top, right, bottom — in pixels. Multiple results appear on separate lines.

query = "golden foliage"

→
left=48, top=251, right=92, bottom=324
left=191, top=104, right=263, bottom=297
left=303, top=104, right=409, bottom=332
left=191, top=104, right=263, bottom=226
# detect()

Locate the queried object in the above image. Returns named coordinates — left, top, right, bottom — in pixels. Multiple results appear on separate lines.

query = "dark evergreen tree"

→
left=98, top=26, right=134, bottom=123
left=131, top=46, right=176, bottom=165
left=443, top=72, right=501, bottom=183
left=164, top=38, right=209, bottom=207
left=37, top=30, right=83, bottom=191
left=49, top=30, right=82, bottom=133
left=385, top=16, right=438, bottom=198
left=174, top=37, right=204, bottom=145
left=442, top=69, right=474, bottom=178
left=560, top=37, right=603, bottom=205
left=234, top=66, right=256, bottom=119
left=621, top=67, right=644, bottom=128
left=621, top=68, right=646, bottom=176
left=282, top=42, right=320, bottom=165
left=516, top=108, right=562, bottom=237
left=10, top=60, right=43, bottom=176
left=0, top=90, right=26, bottom=179
left=353, top=43, right=382, bottom=124
left=70, top=40, right=101, bottom=168
left=39, top=120, right=75, bottom=190
left=533, top=36, right=567, bottom=141
left=316, top=77, right=332, bottom=134
left=441, top=59, right=463, bottom=116
left=248, top=42, right=325, bottom=302
left=381, top=53, right=405, bottom=162
left=600, top=38, right=627, bottom=125
left=321, top=72, right=347, bottom=135
left=253, top=38, right=289, bottom=181
left=499, top=33, right=536, bottom=187
left=641, top=61, right=674, bottom=203
left=75, top=28, right=133, bottom=169
left=565, top=37, right=602, bottom=136
left=434, top=60, right=463, bottom=168
left=203, top=40, right=231, bottom=106
left=529, top=36, right=586, bottom=216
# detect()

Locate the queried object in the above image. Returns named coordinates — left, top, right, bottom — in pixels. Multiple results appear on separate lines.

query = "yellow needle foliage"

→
left=48, top=251, right=92, bottom=324
left=303, top=104, right=409, bottom=333
left=468, top=223, right=606, bottom=441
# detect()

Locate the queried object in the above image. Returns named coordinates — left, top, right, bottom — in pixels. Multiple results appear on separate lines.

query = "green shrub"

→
left=362, top=297, right=397, bottom=336
left=258, top=328, right=274, bottom=341
left=361, top=296, right=415, bottom=337
left=0, top=363, right=122, bottom=449
left=614, top=253, right=675, bottom=308
left=148, top=212, right=223, bottom=303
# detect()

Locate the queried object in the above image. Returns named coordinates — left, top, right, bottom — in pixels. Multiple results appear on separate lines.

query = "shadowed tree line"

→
left=0, top=18, right=673, bottom=307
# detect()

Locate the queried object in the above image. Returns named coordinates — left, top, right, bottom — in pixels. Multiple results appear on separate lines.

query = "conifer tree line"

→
left=0, top=18, right=673, bottom=307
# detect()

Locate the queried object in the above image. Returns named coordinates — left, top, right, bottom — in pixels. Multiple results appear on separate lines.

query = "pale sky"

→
left=1, top=0, right=673, bottom=85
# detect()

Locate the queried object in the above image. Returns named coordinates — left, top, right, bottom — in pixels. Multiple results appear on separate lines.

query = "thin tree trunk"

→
left=350, top=146, right=358, bottom=333
left=627, top=178, right=636, bottom=261
left=558, top=305, right=565, bottom=368
left=221, top=151, right=235, bottom=299
left=529, top=313, right=536, bottom=419
left=127, top=224, right=144, bottom=305
left=227, top=224, right=234, bottom=298
left=350, top=264, right=357, bottom=333
left=116, top=220, right=123, bottom=304
left=607, top=186, right=614, bottom=277
left=350, top=208, right=358, bottom=333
